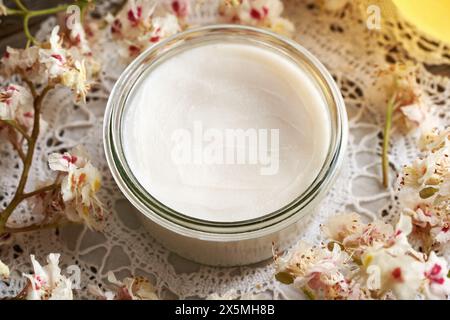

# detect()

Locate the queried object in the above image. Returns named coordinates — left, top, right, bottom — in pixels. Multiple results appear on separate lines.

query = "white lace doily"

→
left=1, top=0, right=449, bottom=299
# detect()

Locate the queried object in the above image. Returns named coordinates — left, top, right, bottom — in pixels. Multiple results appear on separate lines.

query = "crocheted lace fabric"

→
left=1, top=0, right=449, bottom=299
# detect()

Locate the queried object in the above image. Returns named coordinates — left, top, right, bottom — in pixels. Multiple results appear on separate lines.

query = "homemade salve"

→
left=105, top=25, right=347, bottom=266
left=122, top=42, right=330, bottom=222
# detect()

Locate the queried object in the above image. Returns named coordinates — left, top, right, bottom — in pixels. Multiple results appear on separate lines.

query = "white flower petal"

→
left=0, top=259, right=9, bottom=278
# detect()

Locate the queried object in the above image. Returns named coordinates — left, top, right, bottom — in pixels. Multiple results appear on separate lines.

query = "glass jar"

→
left=104, top=25, right=348, bottom=266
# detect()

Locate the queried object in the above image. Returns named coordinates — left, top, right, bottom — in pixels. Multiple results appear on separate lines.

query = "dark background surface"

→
left=0, top=0, right=73, bottom=50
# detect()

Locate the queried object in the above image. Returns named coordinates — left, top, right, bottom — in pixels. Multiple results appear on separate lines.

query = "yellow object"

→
left=393, top=0, right=450, bottom=44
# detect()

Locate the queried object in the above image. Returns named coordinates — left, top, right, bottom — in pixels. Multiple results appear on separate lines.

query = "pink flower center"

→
left=73, top=34, right=81, bottom=45
left=172, top=0, right=188, bottom=17
left=111, top=19, right=122, bottom=34
left=85, top=26, right=94, bottom=38
left=62, top=155, right=78, bottom=164
left=250, top=8, right=261, bottom=19
left=425, top=263, right=445, bottom=285
left=129, top=45, right=140, bottom=55
left=391, top=267, right=403, bottom=282
left=51, top=54, right=64, bottom=64
left=127, top=6, right=142, bottom=26
left=430, top=264, right=442, bottom=275
left=250, top=6, right=269, bottom=20
left=149, top=36, right=160, bottom=43
left=34, top=275, right=45, bottom=290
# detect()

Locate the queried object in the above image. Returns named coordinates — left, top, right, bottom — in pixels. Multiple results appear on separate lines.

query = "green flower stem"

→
left=22, top=14, right=36, bottom=45
left=5, top=8, right=22, bottom=15
left=382, top=93, right=398, bottom=188
left=12, top=0, right=27, bottom=12
left=27, top=4, right=73, bottom=18
left=6, top=3, right=78, bottom=17
left=4, top=1, right=92, bottom=45
left=0, top=85, right=53, bottom=234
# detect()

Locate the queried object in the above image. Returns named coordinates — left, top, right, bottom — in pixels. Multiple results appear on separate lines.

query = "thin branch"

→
left=4, top=1, right=92, bottom=44
left=6, top=0, right=85, bottom=16
left=382, top=94, right=398, bottom=188
left=12, top=0, right=27, bottom=12
left=5, top=8, right=23, bottom=15
left=9, top=136, right=26, bottom=162
left=22, top=78, right=37, bottom=99
left=4, top=220, right=71, bottom=235
left=22, top=183, right=60, bottom=199
left=0, top=0, right=97, bottom=235
left=1, top=120, right=29, bottom=162
left=0, top=85, right=54, bottom=232
left=28, top=4, right=73, bottom=18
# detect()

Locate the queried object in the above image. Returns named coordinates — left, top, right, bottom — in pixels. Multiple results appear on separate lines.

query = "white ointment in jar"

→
left=104, top=25, right=348, bottom=266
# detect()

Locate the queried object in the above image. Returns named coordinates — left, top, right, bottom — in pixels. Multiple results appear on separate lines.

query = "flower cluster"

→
left=275, top=128, right=450, bottom=300
left=47, top=146, right=105, bottom=230
left=105, top=0, right=181, bottom=58
left=88, top=272, right=158, bottom=300
left=322, top=212, right=393, bottom=261
left=373, top=64, right=432, bottom=133
left=371, top=63, right=434, bottom=187
left=1, top=26, right=92, bottom=102
left=275, top=240, right=365, bottom=299
left=218, top=0, right=294, bottom=36
left=398, top=128, right=450, bottom=248
left=58, top=5, right=102, bottom=81
left=0, top=254, right=157, bottom=300
left=275, top=213, right=450, bottom=300
left=360, top=216, right=450, bottom=300
left=105, top=0, right=296, bottom=60
left=18, top=253, right=78, bottom=300
left=0, top=2, right=104, bottom=236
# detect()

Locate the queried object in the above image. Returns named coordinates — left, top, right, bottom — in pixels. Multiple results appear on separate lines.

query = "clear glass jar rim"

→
left=104, top=24, right=348, bottom=238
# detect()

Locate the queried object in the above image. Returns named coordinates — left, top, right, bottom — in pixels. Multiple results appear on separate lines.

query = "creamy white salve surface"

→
left=123, top=43, right=330, bottom=222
